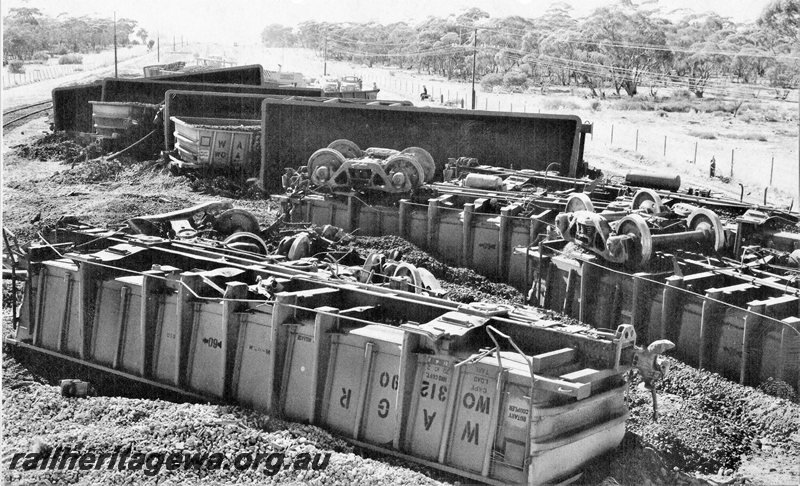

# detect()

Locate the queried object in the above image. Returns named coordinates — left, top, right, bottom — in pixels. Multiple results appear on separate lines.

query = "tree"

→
left=582, top=4, right=672, bottom=96
left=3, top=7, right=45, bottom=59
left=758, top=0, right=800, bottom=95
left=116, top=18, right=138, bottom=46
left=261, top=23, right=295, bottom=47
left=136, top=28, right=148, bottom=45
left=669, top=13, right=733, bottom=97
left=758, top=0, right=800, bottom=44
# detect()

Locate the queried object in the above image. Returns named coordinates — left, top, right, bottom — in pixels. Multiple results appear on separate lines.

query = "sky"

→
left=2, top=0, right=774, bottom=45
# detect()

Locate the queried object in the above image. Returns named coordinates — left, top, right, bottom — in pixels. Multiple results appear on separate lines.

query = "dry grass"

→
left=687, top=129, right=718, bottom=139
left=722, top=132, right=768, bottom=142
left=540, top=97, right=582, bottom=110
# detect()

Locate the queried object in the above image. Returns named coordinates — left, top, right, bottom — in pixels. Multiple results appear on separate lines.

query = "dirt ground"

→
left=2, top=44, right=799, bottom=486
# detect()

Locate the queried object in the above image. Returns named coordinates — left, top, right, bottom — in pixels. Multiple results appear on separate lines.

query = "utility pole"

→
left=113, top=11, right=118, bottom=78
left=323, top=32, right=328, bottom=76
left=471, top=29, right=477, bottom=110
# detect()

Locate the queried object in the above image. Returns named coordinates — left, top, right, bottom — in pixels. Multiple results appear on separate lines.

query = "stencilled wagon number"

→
left=379, top=371, right=399, bottom=390
left=202, top=337, right=222, bottom=349
left=420, top=380, right=448, bottom=402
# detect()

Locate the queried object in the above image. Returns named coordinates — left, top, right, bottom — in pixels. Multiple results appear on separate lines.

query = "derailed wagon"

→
left=7, top=204, right=671, bottom=486
left=276, top=143, right=800, bottom=394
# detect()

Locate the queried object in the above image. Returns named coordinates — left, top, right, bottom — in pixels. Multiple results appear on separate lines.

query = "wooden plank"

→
left=531, top=348, right=576, bottom=373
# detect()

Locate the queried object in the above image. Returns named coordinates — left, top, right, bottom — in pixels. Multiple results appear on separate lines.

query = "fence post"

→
left=663, top=135, right=667, bottom=157
left=730, top=149, right=735, bottom=178
left=611, top=124, right=614, bottom=145
left=770, top=157, right=775, bottom=186
left=510, top=102, right=513, bottom=112
left=635, top=129, right=639, bottom=152
left=484, top=99, right=487, bottom=110
left=693, top=141, right=698, bottom=164
left=498, top=99, right=501, bottom=110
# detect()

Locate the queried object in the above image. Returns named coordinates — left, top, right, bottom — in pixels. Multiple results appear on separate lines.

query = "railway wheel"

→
left=327, top=139, right=362, bottom=159
left=565, top=193, right=595, bottom=213
left=393, top=262, right=441, bottom=295
left=308, top=148, right=348, bottom=187
left=631, top=189, right=665, bottom=214
left=384, top=154, right=425, bottom=191
left=615, top=213, right=653, bottom=266
left=687, top=208, right=725, bottom=251
left=213, top=208, right=260, bottom=235
left=400, top=147, right=436, bottom=183
left=223, top=231, right=269, bottom=255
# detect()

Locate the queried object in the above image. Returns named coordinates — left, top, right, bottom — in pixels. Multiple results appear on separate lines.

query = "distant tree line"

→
left=3, top=8, right=147, bottom=61
left=261, top=0, right=800, bottom=98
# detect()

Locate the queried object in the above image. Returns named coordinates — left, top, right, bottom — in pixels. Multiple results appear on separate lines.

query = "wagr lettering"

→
left=377, top=398, right=390, bottom=418
left=422, top=409, right=437, bottom=430
left=339, top=388, right=351, bottom=409
left=460, top=421, right=479, bottom=445
left=296, top=334, right=312, bottom=343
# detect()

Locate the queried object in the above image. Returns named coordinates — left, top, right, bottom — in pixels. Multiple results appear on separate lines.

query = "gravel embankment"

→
left=632, top=359, right=800, bottom=471
left=2, top=360, right=456, bottom=485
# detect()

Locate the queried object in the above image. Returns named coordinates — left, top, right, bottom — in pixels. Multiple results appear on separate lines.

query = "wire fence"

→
left=361, top=70, right=799, bottom=204
left=2, top=48, right=149, bottom=90
left=2, top=65, right=85, bottom=89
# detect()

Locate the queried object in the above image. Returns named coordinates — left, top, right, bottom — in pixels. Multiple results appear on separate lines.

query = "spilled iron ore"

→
left=626, top=357, right=800, bottom=475
left=336, top=234, right=526, bottom=306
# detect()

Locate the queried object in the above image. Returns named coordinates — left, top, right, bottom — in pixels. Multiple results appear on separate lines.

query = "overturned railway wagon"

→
left=8, top=210, right=668, bottom=486
left=276, top=154, right=800, bottom=394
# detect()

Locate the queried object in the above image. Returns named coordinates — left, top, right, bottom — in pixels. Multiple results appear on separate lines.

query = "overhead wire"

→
left=326, top=38, right=779, bottom=99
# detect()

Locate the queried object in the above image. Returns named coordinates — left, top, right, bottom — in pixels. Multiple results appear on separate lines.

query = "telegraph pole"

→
left=323, top=33, right=328, bottom=76
left=471, top=29, right=477, bottom=110
left=113, top=11, right=118, bottom=78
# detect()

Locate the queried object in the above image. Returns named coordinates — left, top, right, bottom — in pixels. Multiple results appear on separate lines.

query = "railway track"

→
left=2, top=100, right=53, bottom=131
